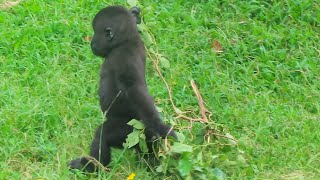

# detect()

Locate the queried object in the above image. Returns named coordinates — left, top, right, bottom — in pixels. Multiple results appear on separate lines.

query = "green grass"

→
left=1, top=0, right=319, bottom=179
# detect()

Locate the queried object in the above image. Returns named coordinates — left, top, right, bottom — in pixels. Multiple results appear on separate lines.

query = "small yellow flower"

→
left=127, top=173, right=136, bottom=180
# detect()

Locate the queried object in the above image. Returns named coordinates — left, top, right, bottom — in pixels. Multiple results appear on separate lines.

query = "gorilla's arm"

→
left=128, top=84, right=175, bottom=138
left=115, top=63, right=176, bottom=138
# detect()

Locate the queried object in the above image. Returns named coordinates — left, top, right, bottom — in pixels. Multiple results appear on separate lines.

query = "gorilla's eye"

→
left=105, top=27, right=114, bottom=41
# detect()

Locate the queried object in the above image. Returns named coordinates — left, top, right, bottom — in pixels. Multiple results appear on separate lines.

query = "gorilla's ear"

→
left=105, top=27, right=114, bottom=41
left=129, top=6, right=141, bottom=24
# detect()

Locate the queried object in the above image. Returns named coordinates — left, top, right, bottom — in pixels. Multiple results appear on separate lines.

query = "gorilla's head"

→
left=90, top=6, right=140, bottom=57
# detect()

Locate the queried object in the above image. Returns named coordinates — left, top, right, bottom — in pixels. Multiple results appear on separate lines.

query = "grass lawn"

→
left=0, top=0, right=319, bottom=179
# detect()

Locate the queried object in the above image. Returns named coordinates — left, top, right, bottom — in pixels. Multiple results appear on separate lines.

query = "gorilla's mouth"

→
left=91, top=45, right=107, bottom=57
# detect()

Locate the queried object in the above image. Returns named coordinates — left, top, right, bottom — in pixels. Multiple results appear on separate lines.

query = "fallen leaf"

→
left=0, top=1, right=20, bottom=9
left=159, top=57, right=170, bottom=69
left=84, top=35, right=91, bottom=42
left=212, top=40, right=223, bottom=53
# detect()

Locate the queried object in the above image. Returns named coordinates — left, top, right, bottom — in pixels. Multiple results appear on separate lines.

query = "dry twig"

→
left=190, top=80, right=212, bottom=123
left=146, top=32, right=211, bottom=124
left=82, top=156, right=111, bottom=172
left=144, top=25, right=238, bottom=143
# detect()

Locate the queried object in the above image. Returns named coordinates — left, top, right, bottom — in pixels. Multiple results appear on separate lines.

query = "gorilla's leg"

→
left=69, top=118, right=133, bottom=172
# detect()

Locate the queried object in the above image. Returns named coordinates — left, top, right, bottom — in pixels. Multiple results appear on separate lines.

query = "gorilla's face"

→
left=90, top=22, right=112, bottom=57
left=90, top=6, right=139, bottom=57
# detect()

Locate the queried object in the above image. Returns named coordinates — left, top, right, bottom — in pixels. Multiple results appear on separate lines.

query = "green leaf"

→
left=222, top=159, right=237, bottom=166
left=156, top=163, right=166, bottom=173
left=178, top=153, right=193, bottom=177
left=238, top=136, right=250, bottom=148
left=127, top=0, right=137, bottom=7
left=170, top=142, right=193, bottom=153
left=142, top=31, right=153, bottom=45
left=175, top=108, right=183, bottom=114
left=139, top=140, right=148, bottom=153
left=159, top=57, right=170, bottom=69
left=124, top=130, right=140, bottom=148
left=237, top=154, right=248, bottom=166
left=196, top=152, right=203, bottom=164
left=212, top=155, right=220, bottom=160
left=147, top=48, right=154, bottom=55
left=139, top=133, right=148, bottom=153
left=137, top=23, right=146, bottom=31
left=176, top=132, right=185, bottom=142
left=139, top=133, right=146, bottom=140
left=156, top=106, right=163, bottom=112
left=127, top=119, right=145, bottom=130
left=225, top=133, right=237, bottom=145
left=212, top=168, right=226, bottom=180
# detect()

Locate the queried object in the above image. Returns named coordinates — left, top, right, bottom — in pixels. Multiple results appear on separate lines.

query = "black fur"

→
left=69, top=5, right=176, bottom=172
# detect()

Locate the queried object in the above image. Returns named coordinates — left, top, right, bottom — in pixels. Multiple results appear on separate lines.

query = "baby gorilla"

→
left=69, top=6, right=176, bottom=172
